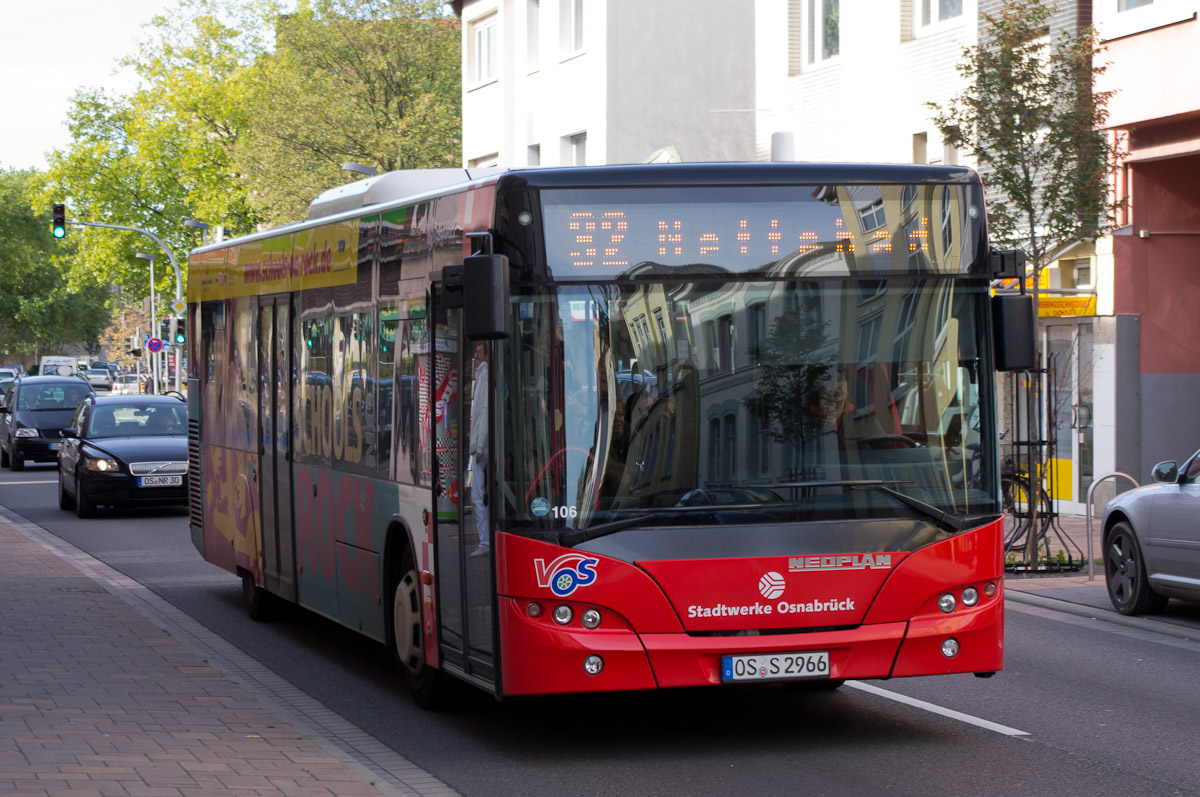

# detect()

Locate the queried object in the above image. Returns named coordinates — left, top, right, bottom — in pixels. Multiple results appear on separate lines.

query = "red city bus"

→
left=186, top=163, right=1033, bottom=706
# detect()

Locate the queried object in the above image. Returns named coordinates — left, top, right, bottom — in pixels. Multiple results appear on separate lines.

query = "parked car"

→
left=1102, top=450, right=1200, bottom=615
left=84, top=368, right=114, bottom=392
left=57, top=395, right=189, bottom=517
left=111, top=374, right=142, bottom=396
left=0, top=367, right=18, bottom=380
left=0, top=376, right=95, bottom=470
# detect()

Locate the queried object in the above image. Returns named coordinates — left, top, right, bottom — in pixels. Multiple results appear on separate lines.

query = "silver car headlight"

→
left=85, top=457, right=120, bottom=472
left=14, top=428, right=37, bottom=438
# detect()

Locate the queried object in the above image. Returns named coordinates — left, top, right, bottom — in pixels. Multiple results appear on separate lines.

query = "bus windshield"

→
left=500, top=278, right=999, bottom=535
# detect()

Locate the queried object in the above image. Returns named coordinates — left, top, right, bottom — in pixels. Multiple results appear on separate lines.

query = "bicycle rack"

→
left=1085, top=471, right=1140, bottom=581
left=1004, top=353, right=1085, bottom=573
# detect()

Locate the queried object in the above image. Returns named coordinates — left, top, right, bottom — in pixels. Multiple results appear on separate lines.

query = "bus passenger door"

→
left=257, top=295, right=297, bottom=603
left=430, top=291, right=496, bottom=689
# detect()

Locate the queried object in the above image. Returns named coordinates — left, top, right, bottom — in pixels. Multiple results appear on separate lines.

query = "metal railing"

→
left=1085, top=471, right=1139, bottom=581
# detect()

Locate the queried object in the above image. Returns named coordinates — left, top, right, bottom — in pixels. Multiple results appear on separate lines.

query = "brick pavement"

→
left=0, top=510, right=453, bottom=797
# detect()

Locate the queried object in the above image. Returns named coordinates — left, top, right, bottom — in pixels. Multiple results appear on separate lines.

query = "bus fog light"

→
left=581, top=608, right=601, bottom=629
left=525, top=602, right=543, bottom=618
left=553, top=605, right=573, bottom=625
left=941, top=638, right=960, bottom=658
left=983, top=582, right=997, bottom=598
left=962, top=587, right=980, bottom=606
left=938, top=593, right=956, bottom=613
left=583, top=655, right=604, bottom=675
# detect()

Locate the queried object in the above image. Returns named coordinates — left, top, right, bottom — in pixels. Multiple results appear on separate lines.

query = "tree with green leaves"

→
left=0, top=169, right=110, bottom=360
left=37, top=0, right=265, bottom=302
left=236, top=0, right=461, bottom=225
left=928, top=0, right=1121, bottom=292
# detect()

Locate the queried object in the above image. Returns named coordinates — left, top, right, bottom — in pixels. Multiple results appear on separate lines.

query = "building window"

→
left=891, top=288, right=920, bottom=366
left=718, top=313, right=734, bottom=373
left=527, top=144, right=541, bottom=166
left=855, top=314, right=883, bottom=408
left=472, top=15, right=497, bottom=85
left=1118, top=0, right=1155, bottom=10
left=918, top=0, right=963, bottom=29
left=940, top=189, right=953, bottom=255
left=527, top=0, right=540, bottom=70
left=561, top=0, right=584, bottom=55
left=702, top=320, right=717, bottom=375
left=857, top=198, right=886, bottom=232
left=747, top=303, right=767, bottom=364
left=708, top=418, right=721, bottom=482
left=722, top=413, right=737, bottom=481
left=565, top=132, right=586, bottom=165
left=807, top=0, right=839, bottom=65
left=469, top=153, right=499, bottom=168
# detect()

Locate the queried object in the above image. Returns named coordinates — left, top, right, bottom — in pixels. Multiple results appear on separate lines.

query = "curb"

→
left=1006, top=589, right=1200, bottom=643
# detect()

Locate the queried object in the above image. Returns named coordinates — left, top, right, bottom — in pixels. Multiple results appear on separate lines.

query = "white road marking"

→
left=847, top=680, right=1030, bottom=737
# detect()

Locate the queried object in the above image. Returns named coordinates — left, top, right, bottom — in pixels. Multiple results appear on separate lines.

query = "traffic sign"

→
left=147, top=337, right=164, bottom=353
left=170, top=299, right=186, bottom=315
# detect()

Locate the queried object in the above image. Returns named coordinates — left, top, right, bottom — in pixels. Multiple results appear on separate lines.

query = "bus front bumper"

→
left=498, top=596, right=1003, bottom=696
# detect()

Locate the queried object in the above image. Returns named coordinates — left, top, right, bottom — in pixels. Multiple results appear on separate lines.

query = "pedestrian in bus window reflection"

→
left=469, top=343, right=490, bottom=558
left=812, top=367, right=885, bottom=444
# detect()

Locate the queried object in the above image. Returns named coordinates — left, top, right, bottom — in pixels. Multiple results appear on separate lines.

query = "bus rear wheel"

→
left=391, top=560, right=443, bottom=709
left=240, top=569, right=275, bottom=621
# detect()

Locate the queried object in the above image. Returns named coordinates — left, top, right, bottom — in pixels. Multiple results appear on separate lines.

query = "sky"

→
left=0, top=0, right=174, bottom=172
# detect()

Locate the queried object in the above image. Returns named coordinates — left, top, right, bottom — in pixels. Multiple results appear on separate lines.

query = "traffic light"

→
left=52, top=203, right=66, bottom=239
left=128, top=335, right=142, bottom=358
left=160, top=317, right=171, bottom=342
left=173, top=318, right=186, bottom=346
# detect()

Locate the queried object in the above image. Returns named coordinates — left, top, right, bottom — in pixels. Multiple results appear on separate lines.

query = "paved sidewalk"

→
left=0, top=509, right=453, bottom=797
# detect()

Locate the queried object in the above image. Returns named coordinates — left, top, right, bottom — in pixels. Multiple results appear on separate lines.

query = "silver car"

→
left=1101, top=450, right=1200, bottom=615
left=111, top=374, right=142, bottom=396
left=84, top=369, right=114, bottom=392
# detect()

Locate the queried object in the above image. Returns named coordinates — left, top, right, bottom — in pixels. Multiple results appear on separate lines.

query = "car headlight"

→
left=14, top=428, right=37, bottom=438
left=85, top=457, right=120, bottom=472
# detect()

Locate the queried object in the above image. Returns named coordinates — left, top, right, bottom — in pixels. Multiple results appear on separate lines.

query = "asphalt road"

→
left=3, top=463, right=1200, bottom=796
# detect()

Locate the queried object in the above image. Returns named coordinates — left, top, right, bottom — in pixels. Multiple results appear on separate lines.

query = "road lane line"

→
left=847, top=680, right=1030, bottom=737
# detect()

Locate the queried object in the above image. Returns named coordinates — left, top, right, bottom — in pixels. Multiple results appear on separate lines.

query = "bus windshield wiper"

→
left=758, top=479, right=966, bottom=533
left=559, top=504, right=762, bottom=546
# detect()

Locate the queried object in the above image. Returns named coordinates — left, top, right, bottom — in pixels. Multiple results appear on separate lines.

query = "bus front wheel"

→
left=392, top=560, right=443, bottom=709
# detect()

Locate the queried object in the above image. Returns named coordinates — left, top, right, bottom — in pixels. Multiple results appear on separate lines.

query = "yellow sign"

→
left=187, top=219, right=360, bottom=302
left=1038, top=296, right=1096, bottom=317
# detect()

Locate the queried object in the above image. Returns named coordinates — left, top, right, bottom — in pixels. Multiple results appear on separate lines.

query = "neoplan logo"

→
left=789, top=553, right=893, bottom=572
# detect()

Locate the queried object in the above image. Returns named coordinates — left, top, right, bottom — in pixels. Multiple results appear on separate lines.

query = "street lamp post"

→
left=135, top=253, right=158, bottom=394
left=341, top=162, right=378, bottom=177
left=183, top=218, right=209, bottom=244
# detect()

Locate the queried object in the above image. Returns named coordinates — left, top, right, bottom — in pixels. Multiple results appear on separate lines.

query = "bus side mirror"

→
left=989, top=248, right=1026, bottom=279
left=991, top=293, right=1035, bottom=372
left=463, top=253, right=510, bottom=340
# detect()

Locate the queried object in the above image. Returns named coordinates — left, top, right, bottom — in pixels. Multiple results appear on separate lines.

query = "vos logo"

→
left=534, top=554, right=599, bottom=597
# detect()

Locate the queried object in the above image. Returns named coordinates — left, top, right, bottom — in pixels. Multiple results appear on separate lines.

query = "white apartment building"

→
left=754, top=0, right=978, bottom=165
left=456, top=0, right=757, bottom=167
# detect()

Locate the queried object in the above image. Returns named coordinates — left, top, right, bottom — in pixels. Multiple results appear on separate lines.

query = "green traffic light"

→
left=52, top=226, right=66, bottom=239
left=175, top=333, right=185, bottom=344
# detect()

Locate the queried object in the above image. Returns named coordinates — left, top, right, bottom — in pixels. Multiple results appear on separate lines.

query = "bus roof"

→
left=190, top=162, right=981, bottom=257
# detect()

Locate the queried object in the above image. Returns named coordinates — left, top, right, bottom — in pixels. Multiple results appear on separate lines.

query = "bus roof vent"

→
left=307, top=167, right=505, bottom=220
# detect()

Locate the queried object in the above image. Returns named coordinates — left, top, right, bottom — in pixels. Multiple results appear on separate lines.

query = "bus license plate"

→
left=722, top=651, right=830, bottom=682
left=139, top=475, right=182, bottom=487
